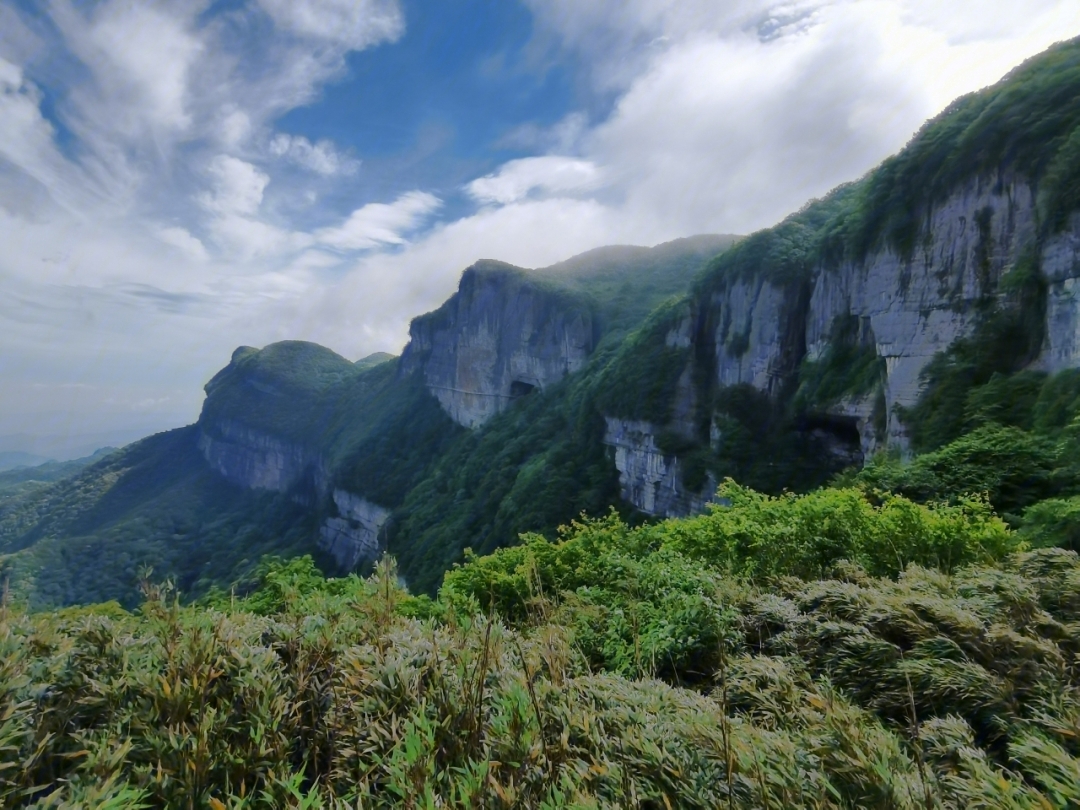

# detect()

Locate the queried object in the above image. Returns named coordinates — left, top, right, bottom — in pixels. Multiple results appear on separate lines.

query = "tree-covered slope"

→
left=0, top=428, right=319, bottom=609
left=0, top=238, right=730, bottom=606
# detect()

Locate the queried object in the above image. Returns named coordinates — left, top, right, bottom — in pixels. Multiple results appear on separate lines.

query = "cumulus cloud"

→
left=467, top=157, right=604, bottom=205
left=0, top=0, right=1078, bottom=443
left=157, top=226, right=209, bottom=262
left=200, top=156, right=269, bottom=217
left=72, top=1, right=203, bottom=136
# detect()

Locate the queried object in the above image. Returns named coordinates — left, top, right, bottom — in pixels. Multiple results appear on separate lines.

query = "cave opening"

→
left=509, top=380, right=537, bottom=400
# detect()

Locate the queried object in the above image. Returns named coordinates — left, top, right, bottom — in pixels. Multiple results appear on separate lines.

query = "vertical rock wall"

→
left=318, top=489, right=390, bottom=570
left=400, top=262, right=596, bottom=428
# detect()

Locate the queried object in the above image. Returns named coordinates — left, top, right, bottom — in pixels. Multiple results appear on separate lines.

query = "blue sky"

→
left=0, top=0, right=1078, bottom=456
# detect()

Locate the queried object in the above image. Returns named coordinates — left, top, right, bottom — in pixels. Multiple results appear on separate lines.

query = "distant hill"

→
left=0, top=452, right=50, bottom=472
left=355, top=352, right=397, bottom=370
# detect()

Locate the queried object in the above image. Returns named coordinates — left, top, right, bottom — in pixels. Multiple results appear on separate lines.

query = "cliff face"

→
left=1040, top=212, right=1080, bottom=371
left=807, top=175, right=1039, bottom=445
left=318, top=489, right=389, bottom=570
left=197, top=419, right=325, bottom=498
left=400, top=262, right=596, bottom=428
left=605, top=173, right=1080, bottom=516
left=603, top=417, right=717, bottom=517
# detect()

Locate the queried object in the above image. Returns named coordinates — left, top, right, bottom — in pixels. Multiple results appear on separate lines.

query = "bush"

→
left=659, top=480, right=1018, bottom=579
left=857, top=424, right=1062, bottom=515
left=1020, top=495, right=1080, bottom=551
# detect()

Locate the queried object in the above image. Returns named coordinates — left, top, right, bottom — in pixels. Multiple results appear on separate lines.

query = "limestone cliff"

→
left=196, top=419, right=323, bottom=497
left=604, top=176, right=1080, bottom=515
left=318, top=489, right=389, bottom=569
left=400, top=262, right=596, bottom=428
left=603, top=417, right=717, bottom=518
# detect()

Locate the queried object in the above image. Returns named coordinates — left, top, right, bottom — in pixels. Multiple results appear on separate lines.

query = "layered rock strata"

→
left=197, top=419, right=324, bottom=497
left=603, top=417, right=717, bottom=518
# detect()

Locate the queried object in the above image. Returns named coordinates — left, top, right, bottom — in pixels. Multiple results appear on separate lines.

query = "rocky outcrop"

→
left=196, top=419, right=325, bottom=500
left=400, top=262, right=596, bottom=428
left=1038, top=212, right=1080, bottom=371
left=808, top=175, right=1039, bottom=445
left=706, top=175, right=1045, bottom=449
left=318, top=489, right=389, bottom=570
left=605, top=174, right=1080, bottom=516
left=710, top=277, right=810, bottom=395
left=603, top=417, right=717, bottom=517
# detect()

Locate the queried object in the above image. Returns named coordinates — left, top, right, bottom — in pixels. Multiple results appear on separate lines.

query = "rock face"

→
left=197, top=419, right=324, bottom=498
left=714, top=175, right=1061, bottom=443
left=606, top=174, right=1080, bottom=516
left=1039, top=212, right=1080, bottom=371
left=400, top=262, right=596, bottom=428
left=318, top=489, right=390, bottom=570
left=603, top=418, right=717, bottom=518
left=807, top=175, right=1040, bottom=445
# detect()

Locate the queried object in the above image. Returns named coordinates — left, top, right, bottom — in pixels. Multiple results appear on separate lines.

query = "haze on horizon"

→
left=0, top=0, right=1078, bottom=459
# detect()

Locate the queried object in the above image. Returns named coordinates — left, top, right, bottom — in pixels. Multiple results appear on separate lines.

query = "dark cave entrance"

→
left=509, top=380, right=537, bottom=400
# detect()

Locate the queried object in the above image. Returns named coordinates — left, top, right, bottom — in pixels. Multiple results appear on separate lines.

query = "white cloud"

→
left=200, top=156, right=269, bottom=217
left=467, top=157, right=604, bottom=205
left=53, top=0, right=204, bottom=141
left=78, top=1, right=202, bottom=135
left=257, top=0, right=405, bottom=49
left=157, top=226, right=209, bottom=262
left=316, top=191, right=441, bottom=250
left=269, top=133, right=359, bottom=176
left=1, top=0, right=1079, bottom=443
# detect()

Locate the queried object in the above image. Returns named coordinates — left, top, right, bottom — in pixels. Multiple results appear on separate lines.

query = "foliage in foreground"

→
left=1, top=487, right=1078, bottom=807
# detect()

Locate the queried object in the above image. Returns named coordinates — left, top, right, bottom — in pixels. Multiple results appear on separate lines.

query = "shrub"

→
left=659, top=480, right=1018, bottom=579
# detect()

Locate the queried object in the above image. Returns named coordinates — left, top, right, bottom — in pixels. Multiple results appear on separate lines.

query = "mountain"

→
left=5, top=39, right=1080, bottom=609
left=0, top=452, right=50, bottom=472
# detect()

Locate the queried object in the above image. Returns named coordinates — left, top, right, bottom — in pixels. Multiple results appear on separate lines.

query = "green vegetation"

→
left=542, top=234, right=738, bottom=338
left=593, top=300, right=690, bottom=424
left=3, top=485, right=1078, bottom=807
left=0, top=448, right=114, bottom=502
left=856, top=358, right=1080, bottom=526
left=390, top=369, right=623, bottom=594
left=0, top=428, right=321, bottom=610
left=353, top=351, right=396, bottom=371
left=820, top=38, right=1080, bottom=260
left=200, top=342, right=367, bottom=445
left=796, top=315, right=886, bottom=412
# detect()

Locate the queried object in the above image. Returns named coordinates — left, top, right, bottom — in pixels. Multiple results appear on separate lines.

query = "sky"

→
left=1, top=0, right=1078, bottom=457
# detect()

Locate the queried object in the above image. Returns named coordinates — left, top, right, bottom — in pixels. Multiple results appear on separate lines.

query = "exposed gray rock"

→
left=807, top=175, right=1039, bottom=446
left=400, top=262, right=595, bottom=428
left=604, top=174, right=1080, bottom=517
left=318, top=489, right=390, bottom=570
left=602, top=417, right=717, bottom=517
left=711, top=277, right=805, bottom=394
left=1040, top=212, right=1080, bottom=371
left=197, top=419, right=323, bottom=496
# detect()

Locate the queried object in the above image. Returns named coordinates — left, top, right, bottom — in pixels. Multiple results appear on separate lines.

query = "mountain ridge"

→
left=4, top=39, right=1080, bottom=606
